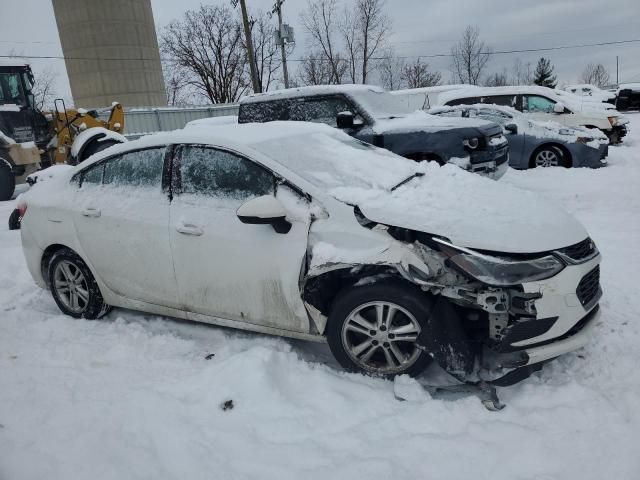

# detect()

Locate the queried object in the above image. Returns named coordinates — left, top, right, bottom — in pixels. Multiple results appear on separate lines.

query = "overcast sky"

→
left=1, top=0, right=639, bottom=103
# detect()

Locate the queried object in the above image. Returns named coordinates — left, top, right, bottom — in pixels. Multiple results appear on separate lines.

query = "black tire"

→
left=48, top=248, right=111, bottom=319
left=529, top=145, right=568, bottom=169
left=0, top=159, right=16, bottom=201
left=326, top=282, right=433, bottom=377
left=72, top=137, right=122, bottom=165
left=8, top=208, right=20, bottom=230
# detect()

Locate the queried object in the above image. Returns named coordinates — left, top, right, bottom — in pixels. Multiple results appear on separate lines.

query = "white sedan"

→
left=19, top=122, right=602, bottom=383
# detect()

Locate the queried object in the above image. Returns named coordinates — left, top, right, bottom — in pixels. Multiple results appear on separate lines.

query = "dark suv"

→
left=238, top=85, right=509, bottom=179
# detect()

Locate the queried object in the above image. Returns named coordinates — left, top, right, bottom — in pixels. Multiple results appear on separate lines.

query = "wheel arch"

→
left=302, top=265, right=421, bottom=334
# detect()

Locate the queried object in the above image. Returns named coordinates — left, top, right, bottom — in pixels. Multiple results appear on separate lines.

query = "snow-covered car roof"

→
left=618, top=83, right=640, bottom=92
left=390, top=84, right=475, bottom=96
left=241, top=84, right=385, bottom=103
left=240, top=84, right=418, bottom=118
left=0, top=59, right=30, bottom=68
left=184, top=115, right=238, bottom=128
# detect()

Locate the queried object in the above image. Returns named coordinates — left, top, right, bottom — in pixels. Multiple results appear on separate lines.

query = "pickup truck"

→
left=238, top=85, right=509, bottom=179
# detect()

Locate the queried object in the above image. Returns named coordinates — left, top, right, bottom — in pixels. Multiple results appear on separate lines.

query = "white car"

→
left=438, top=85, right=629, bottom=144
left=563, top=84, right=617, bottom=104
left=19, top=122, right=602, bottom=384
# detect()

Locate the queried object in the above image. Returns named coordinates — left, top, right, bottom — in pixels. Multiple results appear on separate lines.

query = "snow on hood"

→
left=372, top=110, right=495, bottom=135
left=336, top=162, right=588, bottom=254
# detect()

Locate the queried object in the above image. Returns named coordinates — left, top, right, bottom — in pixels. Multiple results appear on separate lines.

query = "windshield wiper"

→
left=391, top=172, right=424, bottom=191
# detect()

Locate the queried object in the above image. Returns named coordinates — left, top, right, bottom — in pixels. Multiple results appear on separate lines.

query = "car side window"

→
left=178, top=145, right=275, bottom=201
left=446, top=97, right=479, bottom=106
left=289, top=96, right=356, bottom=126
left=238, top=100, right=289, bottom=123
left=101, top=148, right=166, bottom=187
left=81, top=163, right=104, bottom=185
left=523, top=95, right=556, bottom=113
left=476, top=109, right=511, bottom=125
left=480, top=95, right=518, bottom=108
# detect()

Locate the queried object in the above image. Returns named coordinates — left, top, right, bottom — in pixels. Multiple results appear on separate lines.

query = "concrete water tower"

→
left=52, top=0, right=167, bottom=107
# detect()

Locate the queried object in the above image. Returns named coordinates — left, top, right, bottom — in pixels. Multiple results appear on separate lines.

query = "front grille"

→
left=558, top=237, right=596, bottom=262
left=577, top=266, right=600, bottom=307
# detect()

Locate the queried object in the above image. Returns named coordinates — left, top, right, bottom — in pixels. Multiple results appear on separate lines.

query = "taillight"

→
left=17, top=202, right=27, bottom=218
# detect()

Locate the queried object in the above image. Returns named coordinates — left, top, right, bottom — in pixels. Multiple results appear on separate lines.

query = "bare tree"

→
left=300, top=0, right=346, bottom=84
left=401, top=59, right=441, bottom=88
left=355, top=0, right=389, bottom=83
left=298, top=51, right=339, bottom=85
left=378, top=47, right=405, bottom=90
left=511, top=58, right=533, bottom=85
left=160, top=5, right=249, bottom=104
left=581, top=63, right=611, bottom=87
left=485, top=69, right=509, bottom=87
left=251, top=13, right=283, bottom=92
left=31, top=65, right=58, bottom=111
left=450, top=25, right=491, bottom=85
left=340, top=9, right=360, bottom=83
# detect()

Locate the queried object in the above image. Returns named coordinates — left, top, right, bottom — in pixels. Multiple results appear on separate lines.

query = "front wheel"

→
left=530, top=146, right=567, bottom=168
left=326, top=283, right=433, bottom=377
left=48, top=248, right=111, bottom=319
left=0, top=159, right=15, bottom=201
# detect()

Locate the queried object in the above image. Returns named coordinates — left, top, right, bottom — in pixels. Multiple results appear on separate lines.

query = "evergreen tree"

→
left=533, top=57, right=557, bottom=88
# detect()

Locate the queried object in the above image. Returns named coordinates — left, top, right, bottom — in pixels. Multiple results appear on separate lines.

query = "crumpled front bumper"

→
left=491, top=252, right=602, bottom=369
left=568, top=142, right=608, bottom=168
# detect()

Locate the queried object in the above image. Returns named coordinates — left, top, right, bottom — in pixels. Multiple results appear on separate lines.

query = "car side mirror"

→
left=505, top=123, right=518, bottom=134
left=336, top=111, right=355, bottom=129
left=236, top=195, right=292, bottom=234
left=553, top=103, right=565, bottom=114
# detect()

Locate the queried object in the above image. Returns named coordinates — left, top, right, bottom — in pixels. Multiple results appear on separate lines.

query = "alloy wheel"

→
left=535, top=149, right=560, bottom=167
left=53, top=260, right=90, bottom=314
left=341, top=301, right=422, bottom=375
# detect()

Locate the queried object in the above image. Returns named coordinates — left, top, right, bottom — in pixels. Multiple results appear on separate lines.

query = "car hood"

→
left=339, top=163, right=588, bottom=254
left=372, top=110, right=501, bottom=137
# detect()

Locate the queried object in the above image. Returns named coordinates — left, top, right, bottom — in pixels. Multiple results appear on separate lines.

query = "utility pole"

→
left=238, top=0, right=261, bottom=93
left=616, top=55, right=619, bottom=85
left=271, top=0, right=294, bottom=89
left=273, top=0, right=290, bottom=88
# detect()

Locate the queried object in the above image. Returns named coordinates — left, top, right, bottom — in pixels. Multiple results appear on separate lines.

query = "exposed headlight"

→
left=576, top=136, right=595, bottom=144
left=463, top=137, right=480, bottom=149
left=558, top=128, right=573, bottom=135
left=608, top=116, right=617, bottom=127
left=448, top=252, right=565, bottom=286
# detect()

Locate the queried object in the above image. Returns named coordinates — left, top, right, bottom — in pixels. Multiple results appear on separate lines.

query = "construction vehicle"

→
left=0, top=61, right=126, bottom=203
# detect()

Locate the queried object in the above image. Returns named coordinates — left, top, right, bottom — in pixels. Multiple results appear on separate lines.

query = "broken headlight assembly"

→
left=434, top=239, right=564, bottom=286
left=463, top=137, right=480, bottom=149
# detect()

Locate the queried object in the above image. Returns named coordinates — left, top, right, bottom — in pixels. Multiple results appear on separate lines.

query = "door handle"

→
left=81, top=208, right=101, bottom=218
left=176, top=223, right=204, bottom=236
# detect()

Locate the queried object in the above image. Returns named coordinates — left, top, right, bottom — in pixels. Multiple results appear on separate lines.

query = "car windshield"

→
left=253, top=131, right=420, bottom=195
left=348, top=89, right=415, bottom=118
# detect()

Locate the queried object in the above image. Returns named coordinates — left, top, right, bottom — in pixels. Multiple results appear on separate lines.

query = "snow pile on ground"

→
left=1, top=116, right=640, bottom=479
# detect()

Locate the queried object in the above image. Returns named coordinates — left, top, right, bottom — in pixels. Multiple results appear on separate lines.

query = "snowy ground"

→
left=2, top=115, right=640, bottom=480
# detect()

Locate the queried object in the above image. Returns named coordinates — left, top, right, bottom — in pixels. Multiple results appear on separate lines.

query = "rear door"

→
left=72, top=147, right=179, bottom=308
left=168, top=144, right=311, bottom=332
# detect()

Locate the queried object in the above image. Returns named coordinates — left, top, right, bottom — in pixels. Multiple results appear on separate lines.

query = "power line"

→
left=1, top=38, right=639, bottom=64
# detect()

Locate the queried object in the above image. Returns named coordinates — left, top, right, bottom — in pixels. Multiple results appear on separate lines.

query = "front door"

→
left=72, top=146, right=179, bottom=308
left=168, top=144, right=311, bottom=333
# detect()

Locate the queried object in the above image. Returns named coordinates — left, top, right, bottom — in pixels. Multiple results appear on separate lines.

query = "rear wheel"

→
left=326, top=283, right=433, bottom=377
left=0, top=159, right=15, bottom=201
left=8, top=208, right=20, bottom=230
left=48, top=248, right=111, bottom=319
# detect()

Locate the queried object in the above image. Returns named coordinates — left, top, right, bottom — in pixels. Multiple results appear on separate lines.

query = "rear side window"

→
left=479, top=95, right=518, bottom=108
left=178, top=145, right=274, bottom=201
left=445, top=97, right=479, bottom=106
left=289, top=96, right=355, bottom=127
left=80, top=147, right=166, bottom=188
left=238, top=100, right=289, bottom=123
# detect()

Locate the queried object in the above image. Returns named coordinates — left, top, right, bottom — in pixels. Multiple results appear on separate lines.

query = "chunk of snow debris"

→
left=221, top=400, right=234, bottom=411
left=204, top=353, right=215, bottom=360
left=393, top=375, right=430, bottom=402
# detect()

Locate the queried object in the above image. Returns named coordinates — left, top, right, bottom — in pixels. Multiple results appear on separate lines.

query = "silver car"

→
left=430, top=104, right=609, bottom=169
